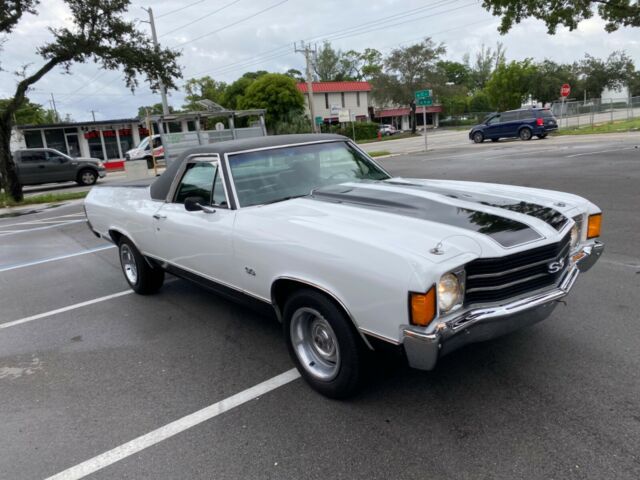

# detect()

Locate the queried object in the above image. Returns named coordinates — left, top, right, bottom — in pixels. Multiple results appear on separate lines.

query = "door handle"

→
left=152, top=214, right=167, bottom=220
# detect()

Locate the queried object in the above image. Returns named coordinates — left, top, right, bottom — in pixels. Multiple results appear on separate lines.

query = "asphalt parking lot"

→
left=1, top=134, right=639, bottom=479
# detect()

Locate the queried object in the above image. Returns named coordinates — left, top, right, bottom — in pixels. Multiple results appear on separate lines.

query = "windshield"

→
left=137, top=137, right=150, bottom=150
left=228, top=141, right=390, bottom=207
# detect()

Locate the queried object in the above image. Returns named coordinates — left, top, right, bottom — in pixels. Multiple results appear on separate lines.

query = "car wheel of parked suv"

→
left=472, top=132, right=484, bottom=143
left=283, top=289, right=366, bottom=398
left=519, top=128, right=533, bottom=141
left=77, top=168, right=98, bottom=186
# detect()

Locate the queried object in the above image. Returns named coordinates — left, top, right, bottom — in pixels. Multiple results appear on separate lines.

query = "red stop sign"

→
left=561, top=83, right=571, bottom=97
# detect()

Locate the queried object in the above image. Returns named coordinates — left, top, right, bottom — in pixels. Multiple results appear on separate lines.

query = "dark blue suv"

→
left=469, top=108, right=558, bottom=143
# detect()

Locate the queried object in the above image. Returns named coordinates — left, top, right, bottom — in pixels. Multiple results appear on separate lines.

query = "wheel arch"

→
left=270, top=276, right=373, bottom=350
left=107, top=228, right=156, bottom=269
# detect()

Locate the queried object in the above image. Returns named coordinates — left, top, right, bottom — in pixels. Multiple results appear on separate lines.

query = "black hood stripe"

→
left=385, top=181, right=568, bottom=231
left=311, top=185, right=543, bottom=248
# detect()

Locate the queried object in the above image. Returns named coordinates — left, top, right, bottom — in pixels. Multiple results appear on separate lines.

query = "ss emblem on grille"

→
left=547, top=258, right=565, bottom=273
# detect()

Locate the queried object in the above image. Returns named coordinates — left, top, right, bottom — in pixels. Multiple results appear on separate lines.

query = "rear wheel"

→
left=519, top=128, right=533, bottom=141
left=491, top=138, right=499, bottom=142
left=118, top=238, right=164, bottom=294
left=472, top=131, right=484, bottom=143
left=77, top=169, right=97, bottom=186
left=283, top=289, right=365, bottom=398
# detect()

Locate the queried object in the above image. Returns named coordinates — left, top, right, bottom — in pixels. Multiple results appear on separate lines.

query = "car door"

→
left=498, top=111, right=520, bottom=137
left=45, top=150, right=76, bottom=182
left=483, top=114, right=502, bottom=138
left=16, top=151, right=48, bottom=184
left=151, top=157, right=239, bottom=288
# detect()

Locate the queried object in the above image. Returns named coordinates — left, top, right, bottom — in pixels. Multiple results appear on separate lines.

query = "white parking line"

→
left=565, top=147, right=635, bottom=158
left=0, top=219, right=86, bottom=236
left=0, top=245, right=116, bottom=273
left=0, top=212, right=84, bottom=229
left=0, top=290, right=133, bottom=330
left=45, top=368, right=300, bottom=480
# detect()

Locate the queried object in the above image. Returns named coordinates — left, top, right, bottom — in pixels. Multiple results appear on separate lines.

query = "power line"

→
left=160, top=0, right=243, bottom=38
left=156, top=0, right=208, bottom=19
left=173, top=0, right=289, bottom=47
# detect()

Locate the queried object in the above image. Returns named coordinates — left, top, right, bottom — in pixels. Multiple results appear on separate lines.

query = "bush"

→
left=326, top=121, right=379, bottom=141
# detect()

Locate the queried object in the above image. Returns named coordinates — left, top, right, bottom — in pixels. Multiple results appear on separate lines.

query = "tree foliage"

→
left=485, top=59, right=537, bottom=111
left=579, top=51, right=636, bottom=98
left=0, top=0, right=182, bottom=201
left=183, top=76, right=227, bottom=110
left=528, top=60, right=579, bottom=105
left=481, top=0, right=640, bottom=34
left=238, top=73, right=304, bottom=128
left=0, top=98, right=57, bottom=124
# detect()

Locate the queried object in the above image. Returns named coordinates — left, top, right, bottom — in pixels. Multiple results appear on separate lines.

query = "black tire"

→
left=491, top=138, right=499, bottom=142
left=118, top=237, right=164, bottom=295
left=283, top=289, right=366, bottom=398
left=472, top=131, right=484, bottom=143
left=77, top=168, right=98, bottom=186
left=537, top=133, right=548, bottom=139
left=145, top=156, right=154, bottom=169
left=519, top=127, right=533, bottom=141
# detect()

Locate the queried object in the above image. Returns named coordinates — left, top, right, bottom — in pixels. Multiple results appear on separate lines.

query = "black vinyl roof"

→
left=150, top=134, right=347, bottom=201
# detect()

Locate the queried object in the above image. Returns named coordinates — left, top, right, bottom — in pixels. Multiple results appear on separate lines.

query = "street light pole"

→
left=142, top=7, right=170, bottom=116
left=295, top=41, right=318, bottom=133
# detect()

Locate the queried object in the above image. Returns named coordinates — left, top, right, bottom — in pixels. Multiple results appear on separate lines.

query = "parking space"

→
left=1, top=135, right=639, bottom=479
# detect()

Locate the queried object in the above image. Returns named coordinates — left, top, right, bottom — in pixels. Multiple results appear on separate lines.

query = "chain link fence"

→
left=551, top=96, right=640, bottom=129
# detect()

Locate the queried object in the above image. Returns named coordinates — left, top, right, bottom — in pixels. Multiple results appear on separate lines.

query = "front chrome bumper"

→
left=402, top=241, right=604, bottom=371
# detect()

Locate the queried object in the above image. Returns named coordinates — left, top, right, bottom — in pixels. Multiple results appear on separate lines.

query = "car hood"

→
left=246, top=178, right=594, bottom=266
left=75, top=157, right=102, bottom=165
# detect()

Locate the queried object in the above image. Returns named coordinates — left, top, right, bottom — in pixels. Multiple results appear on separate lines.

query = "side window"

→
left=212, top=168, right=228, bottom=207
left=20, top=152, right=47, bottom=162
left=174, top=162, right=216, bottom=204
left=501, top=112, right=518, bottom=122
left=46, top=151, right=67, bottom=163
left=487, top=115, right=501, bottom=125
left=518, top=110, right=535, bottom=120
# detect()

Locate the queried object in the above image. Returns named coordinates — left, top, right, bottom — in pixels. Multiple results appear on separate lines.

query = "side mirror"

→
left=184, top=196, right=215, bottom=214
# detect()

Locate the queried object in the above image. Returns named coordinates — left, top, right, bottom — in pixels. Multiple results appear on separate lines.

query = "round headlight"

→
left=570, top=222, right=579, bottom=249
left=438, top=273, right=462, bottom=312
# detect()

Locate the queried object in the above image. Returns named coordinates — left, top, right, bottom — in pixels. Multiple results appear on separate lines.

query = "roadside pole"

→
left=146, top=109, right=157, bottom=177
left=142, top=7, right=170, bottom=116
left=295, top=41, right=318, bottom=133
left=423, top=108, right=427, bottom=151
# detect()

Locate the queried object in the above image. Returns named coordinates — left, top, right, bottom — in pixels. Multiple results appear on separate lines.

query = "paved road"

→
left=1, top=134, right=639, bottom=479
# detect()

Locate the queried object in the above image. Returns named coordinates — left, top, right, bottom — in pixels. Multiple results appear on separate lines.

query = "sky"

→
left=1, top=0, right=639, bottom=122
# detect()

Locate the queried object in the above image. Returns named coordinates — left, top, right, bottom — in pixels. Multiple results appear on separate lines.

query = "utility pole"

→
left=89, top=110, right=96, bottom=122
left=50, top=93, right=60, bottom=122
left=295, top=41, right=318, bottom=133
left=142, top=7, right=170, bottom=116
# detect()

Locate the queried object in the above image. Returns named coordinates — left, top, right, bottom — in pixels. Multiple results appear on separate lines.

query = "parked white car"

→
left=378, top=124, right=397, bottom=136
left=125, top=134, right=164, bottom=168
left=84, top=134, right=604, bottom=398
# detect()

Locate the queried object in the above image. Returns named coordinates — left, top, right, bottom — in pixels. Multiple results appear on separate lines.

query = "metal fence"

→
left=551, top=96, right=640, bottom=129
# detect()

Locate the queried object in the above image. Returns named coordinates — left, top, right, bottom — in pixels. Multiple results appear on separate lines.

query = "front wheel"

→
left=472, top=131, right=484, bottom=143
left=77, top=169, right=98, bottom=186
left=519, top=128, right=533, bottom=141
left=283, top=289, right=365, bottom=398
left=118, top=238, right=164, bottom=294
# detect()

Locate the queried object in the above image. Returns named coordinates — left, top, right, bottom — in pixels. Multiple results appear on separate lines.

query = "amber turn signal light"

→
left=587, top=213, right=602, bottom=239
left=410, top=287, right=436, bottom=327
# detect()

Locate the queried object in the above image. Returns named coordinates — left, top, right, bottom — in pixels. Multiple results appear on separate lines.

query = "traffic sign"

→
left=416, top=97, right=433, bottom=106
left=315, top=116, right=323, bottom=126
left=338, top=109, right=351, bottom=123
left=415, top=89, right=432, bottom=99
left=561, top=83, right=571, bottom=97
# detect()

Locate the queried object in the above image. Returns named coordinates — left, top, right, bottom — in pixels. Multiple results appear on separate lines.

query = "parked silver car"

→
left=10, top=148, right=106, bottom=186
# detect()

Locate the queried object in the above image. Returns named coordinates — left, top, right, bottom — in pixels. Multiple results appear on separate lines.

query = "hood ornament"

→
left=430, top=242, right=445, bottom=255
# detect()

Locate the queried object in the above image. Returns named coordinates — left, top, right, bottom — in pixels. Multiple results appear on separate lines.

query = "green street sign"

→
left=416, top=97, right=433, bottom=106
left=415, top=89, right=432, bottom=99
left=315, top=116, right=323, bottom=125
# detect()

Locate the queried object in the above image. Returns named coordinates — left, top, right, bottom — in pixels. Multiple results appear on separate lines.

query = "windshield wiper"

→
left=260, top=194, right=310, bottom=206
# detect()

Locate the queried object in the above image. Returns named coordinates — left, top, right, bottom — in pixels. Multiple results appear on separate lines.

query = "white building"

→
left=297, top=81, right=372, bottom=123
left=601, top=85, right=630, bottom=103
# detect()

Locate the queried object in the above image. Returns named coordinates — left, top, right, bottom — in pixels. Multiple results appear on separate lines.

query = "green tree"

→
left=284, top=68, right=304, bottom=82
left=437, top=61, right=471, bottom=86
left=529, top=60, right=580, bottom=105
left=465, top=42, right=506, bottom=91
left=481, top=0, right=640, bottom=34
left=238, top=73, right=304, bottom=128
left=469, top=91, right=492, bottom=114
left=371, top=38, right=446, bottom=133
left=314, top=41, right=343, bottom=81
left=579, top=51, right=636, bottom=98
left=137, top=103, right=176, bottom=118
left=0, top=98, right=57, bottom=124
left=0, top=0, right=181, bottom=201
left=183, top=76, right=227, bottom=110
left=485, top=59, right=537, bottom=111
left=630, top=71, right=640, bottom=96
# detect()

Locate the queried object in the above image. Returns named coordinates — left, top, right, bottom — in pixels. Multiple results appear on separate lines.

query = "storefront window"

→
left=24, top=130, right=44, bottom=148
left=86, top=131, right=104, bottom=160
left=102, top=130, right=120, bottom=159
left=44, top=129, right=66, bottom=153
left=118, top=128, right=134, bottom=154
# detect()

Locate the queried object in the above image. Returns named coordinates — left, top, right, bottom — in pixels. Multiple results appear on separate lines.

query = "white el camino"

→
left=85, top=134, right=604, bottom=398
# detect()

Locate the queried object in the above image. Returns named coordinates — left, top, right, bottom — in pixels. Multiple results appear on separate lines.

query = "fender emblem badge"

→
left=245, top=267, right=256, bottom=276
left=547, top=258, right=565, bottom=273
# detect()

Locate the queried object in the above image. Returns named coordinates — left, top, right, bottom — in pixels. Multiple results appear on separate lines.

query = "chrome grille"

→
left=464, top=232, right=571, bottom=305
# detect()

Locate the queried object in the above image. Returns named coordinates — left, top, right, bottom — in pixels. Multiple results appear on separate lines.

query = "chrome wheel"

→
left=120, top=244, right=138, bottom=285
left=81, top=170, right=96, bottom=185
left=290, top=307, right=340, bottom=381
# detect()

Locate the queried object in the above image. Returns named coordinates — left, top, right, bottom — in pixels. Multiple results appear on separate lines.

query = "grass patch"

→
left=358, top=132, right=419, bottom=144
left=368, top=150, right=391, bottom=158
left=554, top=117, right=640, bottom=136
left=0, top=190, right=88, bottom=208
